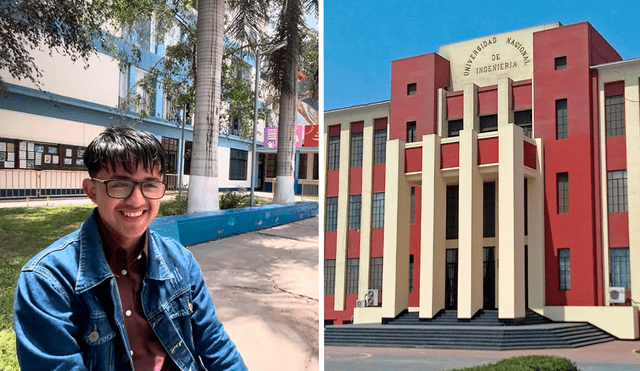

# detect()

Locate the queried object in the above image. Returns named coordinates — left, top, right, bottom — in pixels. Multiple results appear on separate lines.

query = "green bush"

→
left=158, top=189, right=188, bottom=216
left=449, top=355, right=578, bottom=371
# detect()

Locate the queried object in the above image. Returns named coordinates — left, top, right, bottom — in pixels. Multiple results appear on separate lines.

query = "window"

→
left=448, top=119, right=463, bottom=137
left=605, top=95, right=625, bottom=137
left=410, top=187, right=415, bottom=224
left=557, top=172, right=569, bottom=214
left=118, top=65, right=130, bottom=109
left=607, top=170, right=628, bottom=213
left=524, top=179, right=528, bottom=236
left=298, top=153, right=308, bottom=179
left=346, top=258, right=359, bottom=295
left=446, top=185, right=459, bottom=239
left=350, top=132, right=363, bottom=167
left=312, top=153, right=319, bottom=180
left=610, top=248, right=630, bottom=290
left=558, top=249, right=571, bottom=291
left=183, top=141, right=192, bottom=175
left=161, top=137, right=178, bottom=174
left=369, top=257, right=383, bottom=293
left=266, top=154, right=277, bottom=178
left=229, top=149, right=248, bottom=180
left=328, top=136, right=340, bottom=170
left=133, top=20, right=152, bottom=51
left=325, top=197, right=338, bottom=232
left=406, top=121, right=417, bottom=143
left=374, top=129, right=387, bottom=164
left=555, top=56, right=567, bottom=70
left=348, top=195, right=362, bottom=230
left=409, top=255, right=414, bottom=293
left=515, top=110, right=532, bottom=138
left=324, top=260, right=336, bottom=295
left=229, top=117, right=241, bottom=136
left=483, top=182, right=496, bottom=238
left=556, top=99, right=568, bottom=140
left=372, top=193, right=385, bottom=228
left=479, top=114, right=498, bottom=133
left=407, top=83, right=417, bottom=95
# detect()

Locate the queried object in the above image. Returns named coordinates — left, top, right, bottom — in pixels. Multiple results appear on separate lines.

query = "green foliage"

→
left=158, top=190, right=189, bottom=216
left=219, top=189, right=271, bottom=209
left=449, top=356, right=578, bottom=371
left=0, top=329, right=18, bottom=371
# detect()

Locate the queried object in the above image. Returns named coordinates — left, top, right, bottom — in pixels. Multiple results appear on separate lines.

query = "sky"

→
left=323, top=0, right=640, bottom=110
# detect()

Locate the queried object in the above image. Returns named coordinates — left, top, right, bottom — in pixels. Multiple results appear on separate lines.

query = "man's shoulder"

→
left=148, top=230, right=192, bottom=260
left=22, top=229, right=82, bottom=273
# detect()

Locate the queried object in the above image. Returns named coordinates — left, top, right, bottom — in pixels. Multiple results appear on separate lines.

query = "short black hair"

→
left=84, top=126, right=167, bottom=178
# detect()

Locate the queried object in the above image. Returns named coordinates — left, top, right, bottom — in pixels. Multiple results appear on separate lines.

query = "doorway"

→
left=483, top=247, right=496, bottom=309
left=445, top=249, right=458, bottom=309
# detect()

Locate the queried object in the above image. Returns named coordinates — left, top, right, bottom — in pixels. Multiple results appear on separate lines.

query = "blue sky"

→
left=323, top=0, right=640, bottom=110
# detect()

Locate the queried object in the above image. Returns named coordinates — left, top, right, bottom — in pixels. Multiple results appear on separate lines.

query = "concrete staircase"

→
left=324, top=309, right=616, bottom=350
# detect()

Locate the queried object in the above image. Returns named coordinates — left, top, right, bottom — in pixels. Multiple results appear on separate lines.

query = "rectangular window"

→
left=607, top=170, right=628, bottom=213
left=298, top=153, right=308, bottom=179
left=555, top=56, right=567, bottom=70
left=324, top=260, right=336, bottom=295
left=610, top=248, right=630, bottom=290
left=312, top=153, right=319, bottom=180
left=325, top=197, right=338, bottom=232
left=409, top=255, right=414, bottom=293
left=558, top=249, right=571, bottom=291
left=557, top=172, right=569, bottom=214
left=406, top=121, right=417, bottom=143
left=605, top=95, right=625, bottom=137
left=483, top=182, right=496, bottom=238
left=524, top=179, right=528, bottom=236
left=407, top=83, right=417, bottom=95
left=372, top=192, right=385, bottom=229
left=348, top=195, right=362, bottom=230
left=328, top=135, right=340, bottom=170
left=161, top=137, right=178, bottom=174
left=229, top=149, right=248, bottom=180
left=448, top=119, right=463, bottom=137
left=346, top=258, right=359, bottom=295
left=514, top=110, right=532, bottom=138
left=479, top=114, right=498, bottom=133
left=369, top=257, right=383, bottom=292
left=446, top=185, right=459, bottom=240
left=374, top=128, right=387, bottom=164
left=266, top=154, right=277, bottom=178
left=556, top=99, right=568, bottom=140
left=350, top=132, right=363, bottom=167
left=410, top=187, right=415, bottom=224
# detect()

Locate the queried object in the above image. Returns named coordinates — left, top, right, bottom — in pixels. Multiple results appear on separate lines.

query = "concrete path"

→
left=190, top=216, right=319, bottom=371
left=325, top=340, right=640, bottom=370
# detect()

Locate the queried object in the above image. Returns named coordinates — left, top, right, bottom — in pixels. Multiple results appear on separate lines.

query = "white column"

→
left=333, top=122, right=351, bottom=311
left=358, top=119, right=375, bottom=297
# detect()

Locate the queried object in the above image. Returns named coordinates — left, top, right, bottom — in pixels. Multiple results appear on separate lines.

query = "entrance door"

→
left=445, top=249, right=458, bottom=309
left=524, top=245, right=529, bottom=308
left=483, top=247, right=496, bottom=309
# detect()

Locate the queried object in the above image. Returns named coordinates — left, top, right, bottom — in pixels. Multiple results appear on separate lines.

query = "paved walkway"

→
left=325, top=341, right=640, bottom=370
left=191, top=216, right=319, bottom=371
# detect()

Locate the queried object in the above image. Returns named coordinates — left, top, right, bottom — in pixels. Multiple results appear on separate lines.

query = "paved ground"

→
left=325, top=341, right=640, bottom=370
left=190, top=216, right=319, bottom=371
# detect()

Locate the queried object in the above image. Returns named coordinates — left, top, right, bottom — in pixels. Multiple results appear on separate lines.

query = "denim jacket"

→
left=14, top=210, right=247, bottom=371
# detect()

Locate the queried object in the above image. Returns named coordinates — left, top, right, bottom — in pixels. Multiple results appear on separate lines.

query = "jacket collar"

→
left=75, top=209, right=173, bottom=294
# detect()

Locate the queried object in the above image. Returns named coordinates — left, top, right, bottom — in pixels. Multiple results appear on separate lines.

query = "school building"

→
left=324, top=21, right=640, bottom=340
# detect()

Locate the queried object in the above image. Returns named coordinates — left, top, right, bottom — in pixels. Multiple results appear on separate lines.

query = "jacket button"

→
left=88, top=331, right=99, bottom=342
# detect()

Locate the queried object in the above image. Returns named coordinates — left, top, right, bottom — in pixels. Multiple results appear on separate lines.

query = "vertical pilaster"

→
left=381, top=139, right=411, bottom=318
left=334, top=122, right=351, bottom=311
left=358, top=119, right=375, bottom=297
left=498, top=124, right=526, bottom=320
left=527, top=138, right=545, bottom=309
left=463, top=84, right=479, bottom=131
left=458, top=128, right=484, bottom=319
left=625, top=77, right=640, bottom=304
left=498, top=77, right=514, bottom=126
left=419, top=134, right=446, bottom=318
left=437, top=88, right=447, bottom=137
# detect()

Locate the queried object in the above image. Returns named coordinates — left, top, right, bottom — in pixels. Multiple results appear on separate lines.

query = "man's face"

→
left=83, top=163, right=162, bottom=249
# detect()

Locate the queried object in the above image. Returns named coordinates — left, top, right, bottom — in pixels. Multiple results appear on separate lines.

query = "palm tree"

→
left=268, top=0, right=317, bottom=204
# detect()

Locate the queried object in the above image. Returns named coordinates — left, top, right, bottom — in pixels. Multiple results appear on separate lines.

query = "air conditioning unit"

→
left=366, top=289, right=379, bottom=307
left=609, top=287, right=626, bottom=304
left=356, top=300, right=367, bottom=308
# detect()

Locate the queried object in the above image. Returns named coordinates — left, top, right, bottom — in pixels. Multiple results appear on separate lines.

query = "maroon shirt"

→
left=98, top=216, right=178, bottom=371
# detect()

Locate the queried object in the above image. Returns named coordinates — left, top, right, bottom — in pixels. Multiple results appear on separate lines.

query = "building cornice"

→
left=591, top=57, right=640, bottom=72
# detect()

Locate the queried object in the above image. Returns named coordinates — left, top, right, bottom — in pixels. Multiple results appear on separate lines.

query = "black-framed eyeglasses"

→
left=91, top=178, right=166, bottom=199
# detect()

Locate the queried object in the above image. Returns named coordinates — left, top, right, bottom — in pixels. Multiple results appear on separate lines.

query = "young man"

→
left=14, top=127, right=247, bottom=370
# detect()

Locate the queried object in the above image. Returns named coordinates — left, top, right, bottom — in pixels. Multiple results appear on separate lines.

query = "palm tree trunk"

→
left=272, top=57, right=298, bottom=204
left=187, top=0, right=225, bottom=212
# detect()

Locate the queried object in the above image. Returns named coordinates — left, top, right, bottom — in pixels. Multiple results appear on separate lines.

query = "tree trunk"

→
left=187, top=0, right=225, bottom=212
left=272, top=63, right=298, bottom=204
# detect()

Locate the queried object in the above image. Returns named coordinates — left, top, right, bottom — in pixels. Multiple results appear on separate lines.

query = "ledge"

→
left=150, top=201, right=318, bottom=246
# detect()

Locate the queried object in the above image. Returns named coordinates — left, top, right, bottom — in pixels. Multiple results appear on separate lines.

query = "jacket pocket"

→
left=82, top=316, right=116, bottom=370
